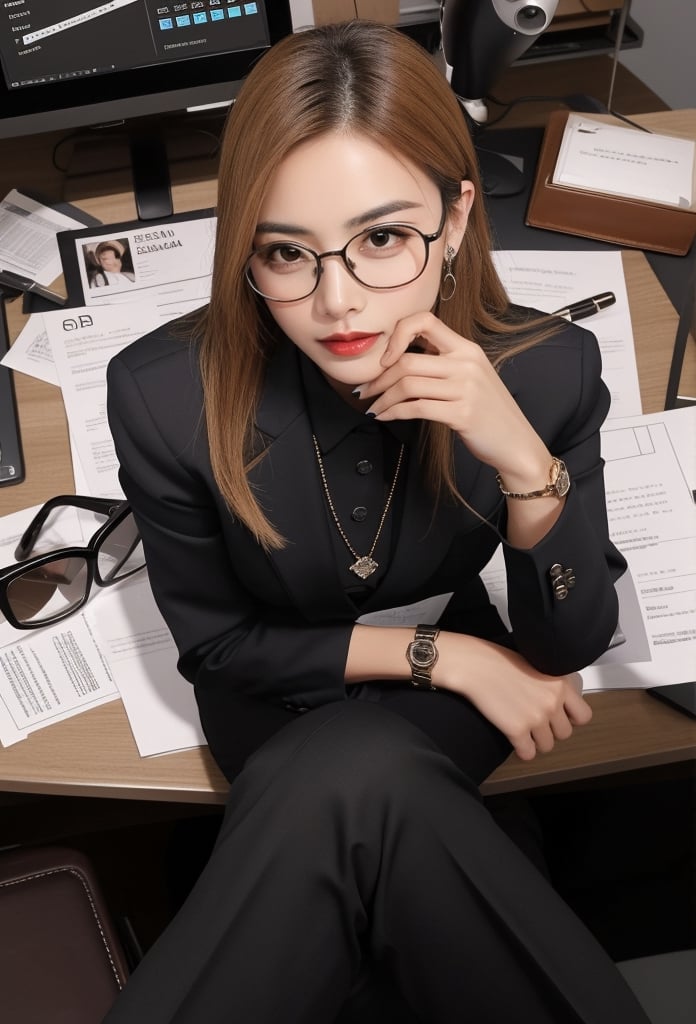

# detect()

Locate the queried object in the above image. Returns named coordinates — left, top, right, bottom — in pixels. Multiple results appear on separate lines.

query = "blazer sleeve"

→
left=107, top=351, right=352, bottom=711
left=495, top=324, right=627, bottom=675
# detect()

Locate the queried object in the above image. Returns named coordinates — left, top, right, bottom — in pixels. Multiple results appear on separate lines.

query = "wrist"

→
left=430, top=632, right=491, bottom=697
left=495, top=447, right=553, bottom=495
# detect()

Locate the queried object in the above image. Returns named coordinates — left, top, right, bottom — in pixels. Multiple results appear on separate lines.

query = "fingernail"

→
left=365, top=409, right=376, bottom=418
left=351, top=387, right=362, bottom=397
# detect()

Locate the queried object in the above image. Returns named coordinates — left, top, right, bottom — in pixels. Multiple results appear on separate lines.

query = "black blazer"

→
left=106, top=317, right=626, bottom=768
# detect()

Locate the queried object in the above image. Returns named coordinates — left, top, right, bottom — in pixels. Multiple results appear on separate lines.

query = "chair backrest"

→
left=0, top=844, right=129, bottom=1024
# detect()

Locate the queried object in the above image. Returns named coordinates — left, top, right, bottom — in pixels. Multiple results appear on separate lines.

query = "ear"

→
left=446, top=180, right=475, bottom=254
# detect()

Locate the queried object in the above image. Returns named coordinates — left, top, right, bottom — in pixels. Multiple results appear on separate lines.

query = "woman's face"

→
left=98, top=248, right=122, bottom=271
left=253, top=132, right=473, bottom=394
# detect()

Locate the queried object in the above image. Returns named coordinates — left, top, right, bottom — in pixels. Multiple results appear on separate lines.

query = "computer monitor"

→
left=0, top=2, right=293, bottom=217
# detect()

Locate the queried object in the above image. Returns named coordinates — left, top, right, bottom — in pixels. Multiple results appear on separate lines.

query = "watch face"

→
left=556, top=462, right=571, bottom=497
left=409, top=639, right=436, bottom=668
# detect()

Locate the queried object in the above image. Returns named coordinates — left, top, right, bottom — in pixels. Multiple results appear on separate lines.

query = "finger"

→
left=359, top=353, right=451, bottom=401
left=381, top=312, right=468, bottom=367
left=366, top=377, right=464, bottom=417
left=371, top=397, right=461, bottom=424
left=549, top=712, right=573, bottom=742
left=565, top=690, right=593, bottom=727
left=511, top=731, right=538, bottom=762
left=531, top=722, right=556, bottom=755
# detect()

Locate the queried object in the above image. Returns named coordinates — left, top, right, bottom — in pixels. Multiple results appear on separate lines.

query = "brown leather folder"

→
left=526, top=110, right=696, bottom=256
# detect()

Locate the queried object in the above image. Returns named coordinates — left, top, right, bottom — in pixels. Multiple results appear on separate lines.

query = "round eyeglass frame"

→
left=244, top=206, right=448, bottom=302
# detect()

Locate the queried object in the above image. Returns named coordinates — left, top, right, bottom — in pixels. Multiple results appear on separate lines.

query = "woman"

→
left=104, top=20, right=647, bottom=1024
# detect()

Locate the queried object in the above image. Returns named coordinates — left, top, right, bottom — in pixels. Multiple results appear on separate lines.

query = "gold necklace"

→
left=312, top=435, right=405, bottom=580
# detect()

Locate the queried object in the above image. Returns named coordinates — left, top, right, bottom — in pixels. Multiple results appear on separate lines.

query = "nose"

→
left=313, top=253, right=366, bottom=319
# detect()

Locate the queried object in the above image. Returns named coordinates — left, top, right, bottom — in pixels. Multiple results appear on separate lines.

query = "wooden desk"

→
left=0, top=110, right=694, bottom=804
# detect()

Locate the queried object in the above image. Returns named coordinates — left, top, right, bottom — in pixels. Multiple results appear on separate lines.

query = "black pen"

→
left=0, top=269, right=66, bottom=307
left=553, top=291, right=616, bottom=322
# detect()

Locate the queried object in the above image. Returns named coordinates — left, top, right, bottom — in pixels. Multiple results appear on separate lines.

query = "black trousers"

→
left=103, top=700, right=649, bottom=1023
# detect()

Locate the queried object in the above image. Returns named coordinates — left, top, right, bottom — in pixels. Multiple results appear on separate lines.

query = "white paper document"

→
left=0, top=190, right=87, bottom=285
left=0, top=314, right=56, bottom=386
left=0, top=504, right=119, bottom=746
left=89, top=577, right=205, bottom=757
left=493, top=250, right=642, bottom=419
left=42, top=299, right=204, bottom=497
left=582, top=408, right=696, bottom=691
left=552, top=115, right=695, bottom=208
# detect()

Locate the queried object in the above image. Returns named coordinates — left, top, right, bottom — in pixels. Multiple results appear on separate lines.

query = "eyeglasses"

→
left=244, top=207, right=447, bottom=303
left=0, top=495, right=145, bottom=630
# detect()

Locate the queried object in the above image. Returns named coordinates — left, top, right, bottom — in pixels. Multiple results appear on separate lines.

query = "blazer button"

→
left=351, top=506, right=368, bottom=522
left=356, top=459, right=373, bottom=475
left=549, top=563, right=576, bottom=601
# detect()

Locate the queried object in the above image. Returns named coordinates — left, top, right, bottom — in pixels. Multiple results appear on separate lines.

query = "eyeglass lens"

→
left=247, top=225, right=429, bottom=301
left=7, top=557, right=89, bottom=625
left=5, top=512, right=144, bottom=626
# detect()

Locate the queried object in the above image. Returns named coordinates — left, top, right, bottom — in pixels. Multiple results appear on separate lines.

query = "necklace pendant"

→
left=350, top=556, right=379, bottom=580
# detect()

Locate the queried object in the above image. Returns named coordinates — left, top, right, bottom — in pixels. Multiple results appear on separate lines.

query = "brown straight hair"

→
left=198, top=20, right=556, bottom=550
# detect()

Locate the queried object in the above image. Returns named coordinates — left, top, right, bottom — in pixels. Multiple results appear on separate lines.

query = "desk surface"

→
left=0, top=106, right=694, bottom=803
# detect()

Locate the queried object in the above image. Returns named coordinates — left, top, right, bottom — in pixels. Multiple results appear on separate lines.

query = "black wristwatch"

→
left=406, top=624, right=440, bottom=690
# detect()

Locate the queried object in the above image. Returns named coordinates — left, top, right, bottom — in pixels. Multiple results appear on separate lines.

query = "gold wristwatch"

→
left=406, top=624, right=440, bottom=690
left=496, top=457, right=570, bottom=500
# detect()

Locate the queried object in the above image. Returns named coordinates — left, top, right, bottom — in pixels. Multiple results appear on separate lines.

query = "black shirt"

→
left=300, top=355, right=417, bottom=603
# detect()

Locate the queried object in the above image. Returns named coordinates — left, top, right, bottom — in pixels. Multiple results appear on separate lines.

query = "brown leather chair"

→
left=0, top=844, right=130, bottom=1023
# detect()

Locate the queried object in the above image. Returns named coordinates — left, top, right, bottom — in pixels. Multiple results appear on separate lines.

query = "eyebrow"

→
left=255, top=200, right=425, bottom=237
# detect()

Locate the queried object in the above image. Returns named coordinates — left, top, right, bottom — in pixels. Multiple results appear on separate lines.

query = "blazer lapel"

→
left=250, top=341, right=358, bottom=622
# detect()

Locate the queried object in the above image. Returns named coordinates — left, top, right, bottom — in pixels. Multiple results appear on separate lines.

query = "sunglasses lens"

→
left=6, top=557, right=89, bottom=625
left=97, top=512, right=144, bottom=583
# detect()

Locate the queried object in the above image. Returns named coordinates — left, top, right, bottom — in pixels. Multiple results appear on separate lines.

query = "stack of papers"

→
left=0, top=189, right=88, bottom=286
left=553, top=115, right=695, bottom=209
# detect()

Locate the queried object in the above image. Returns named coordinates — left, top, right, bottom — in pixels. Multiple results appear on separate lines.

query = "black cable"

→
left=483, top=91, right=652, bottom=133
left=483, top=92, right=583, bottom=128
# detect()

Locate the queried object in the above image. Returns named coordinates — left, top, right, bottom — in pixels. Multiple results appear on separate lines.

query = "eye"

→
left=256, top=243, right=314, bottom=273
left=359, top=226, right=410, bottom=257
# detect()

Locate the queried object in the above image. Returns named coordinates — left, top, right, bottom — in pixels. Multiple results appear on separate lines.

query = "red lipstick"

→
left=319, top=332, right=380, bottom=357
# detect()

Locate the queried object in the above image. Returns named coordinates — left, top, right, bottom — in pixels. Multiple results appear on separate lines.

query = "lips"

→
left=318, top=332, right=381, bottom=357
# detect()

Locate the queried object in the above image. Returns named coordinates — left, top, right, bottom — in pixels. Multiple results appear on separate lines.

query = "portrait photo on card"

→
left=82, top=238, right=136, bottom=290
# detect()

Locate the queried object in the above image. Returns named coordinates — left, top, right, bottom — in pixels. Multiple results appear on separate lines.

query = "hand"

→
left=436, top=633, right=592, bottom=762
left=358, top=311, right=550, bottom=489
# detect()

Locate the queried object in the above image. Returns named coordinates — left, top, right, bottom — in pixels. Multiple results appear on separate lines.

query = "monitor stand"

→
left=129, top=127, right=173, bottom=221
left=61, top=113, right=220, bottom=222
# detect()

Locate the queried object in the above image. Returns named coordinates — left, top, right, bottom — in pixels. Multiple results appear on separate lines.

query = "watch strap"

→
left=496, top=458, right=570, bottom=500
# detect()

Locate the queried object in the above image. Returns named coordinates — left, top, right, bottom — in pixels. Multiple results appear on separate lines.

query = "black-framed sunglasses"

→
left=0, top=495, right=144, bottom=630
left=244, top=206, right=448, bottom=303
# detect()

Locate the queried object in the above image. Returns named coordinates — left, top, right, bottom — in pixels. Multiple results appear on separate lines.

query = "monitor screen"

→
left=0, top=1, right=293, bottom=138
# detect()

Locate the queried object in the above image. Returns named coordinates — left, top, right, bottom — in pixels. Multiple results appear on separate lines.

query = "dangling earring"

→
left=440, top=245, right=457, bottom=301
